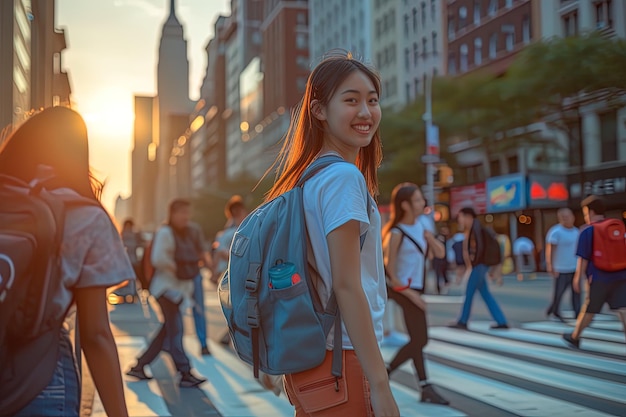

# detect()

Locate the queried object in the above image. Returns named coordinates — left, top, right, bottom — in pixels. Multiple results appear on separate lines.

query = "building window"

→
left=600, top=110, right=617, bottom=162
left=413, top=42, right=419, bottom=66
left=567, top=118, right=581, bottom=166
left=474, top=37, right=483, bottom=65
left=377, top=52, right=382, bottom=68
left=414, top=78, right=420, bottom=96
left=376, top=19, right=381, bottom=38
left=503, top=24, right=515, bottom=51
left=421, top=2, right=426, bottom=26
left=467, top=164, right=483, bottom=183
left=422, top=37, right=428, bottom=58
left=296, top=33, right=307, bottom=49
left=507, top=155, right=519, bottom=173
left=522, top=15, right=531, bottom=42
left=406, top=82, right=412, bottom=103
left=595, top=0, right=613, bottom=29
left=405, top=48, right=410, bottom=71
left=563, top=11, right=578, bottom=37
left=460, top=44, right=468, bottom=72
left=431, top=0, right=436, bottom=20
left=432, top=32, right=437, bottom=55
left=459, top=6, right=468, bottom=29
left=297, top=12, right=306, bottom=25
left=448, top=52, right=457, bottom=75
left=404, top=14, right=410, bottom=36
left=489, top=33, right=498, bottom=58
left=413, top=8, right=418, bottom=32
left=474, top=0, right=481, bottom=24
left=488, top=0, right=497, bottom=16
left=448, top=16, right=456, bottom=40
left=490, top=159, right=501, bottom=176
left=505, top=0, right=513, bottom=8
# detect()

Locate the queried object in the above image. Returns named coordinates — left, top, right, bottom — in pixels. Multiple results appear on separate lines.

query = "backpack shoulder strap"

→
left=392, top=226, right=425, bottom=255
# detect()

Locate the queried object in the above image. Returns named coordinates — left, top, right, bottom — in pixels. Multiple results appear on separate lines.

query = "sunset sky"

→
left=57, top=0, right=230, bottom=212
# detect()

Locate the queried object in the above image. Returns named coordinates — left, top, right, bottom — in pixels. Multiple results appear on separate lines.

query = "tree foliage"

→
left=379, top=32, right=626, bottom=187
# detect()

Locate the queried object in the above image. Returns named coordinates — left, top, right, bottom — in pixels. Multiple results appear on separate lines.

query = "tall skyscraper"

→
left=154, top=0, right=192, bottom=222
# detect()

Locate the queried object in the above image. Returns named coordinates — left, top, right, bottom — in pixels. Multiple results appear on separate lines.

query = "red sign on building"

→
left=450, top=183, right=487, bottom=217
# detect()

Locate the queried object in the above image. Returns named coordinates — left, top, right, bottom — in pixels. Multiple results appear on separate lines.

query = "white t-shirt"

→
left=513, top=236, right=535, bottom=255
left=545, top=224, right=580, bottom=273
left=393, top=222, right=427, bottom=290
left=303, top=162, right=386, bottom=350
left=52, top=189, right=135, bottom=323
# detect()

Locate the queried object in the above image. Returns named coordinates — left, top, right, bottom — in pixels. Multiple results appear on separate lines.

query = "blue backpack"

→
left=218, top=155, right=367, bottom=379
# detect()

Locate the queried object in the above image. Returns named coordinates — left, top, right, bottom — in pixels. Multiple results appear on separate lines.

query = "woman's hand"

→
left=370, top=384, right=400, bottom=417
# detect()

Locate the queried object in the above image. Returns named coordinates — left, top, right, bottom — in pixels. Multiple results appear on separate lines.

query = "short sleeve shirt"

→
left=303, top=162, right=386, bottom=350
left=576, top=226, right=626, bottom=283
left=545, top=224, right=579, bottom=273
left=53, top=190, right=135, bottom=321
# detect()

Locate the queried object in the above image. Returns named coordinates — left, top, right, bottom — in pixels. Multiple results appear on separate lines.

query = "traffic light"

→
left=434, top=165, right=454, bottom=187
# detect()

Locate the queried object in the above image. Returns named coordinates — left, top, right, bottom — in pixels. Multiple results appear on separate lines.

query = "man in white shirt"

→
left=545, top=208, right=580, bottom=321
left=513, top=236, right=536, bottom=280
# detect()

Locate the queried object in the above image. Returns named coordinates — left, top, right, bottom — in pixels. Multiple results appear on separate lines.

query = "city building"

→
left=199, top=16, right=228, bottom=192
left=223, top=0, right=264, bottom=181
left=445, top=0, right=536, bottom=77
left=130, top=96, right=158, bottom=231
left=0, top=0, right=71, bottom=134
left=309, top=0, right=373, bottom=63
left=234, top=0, right=309, bottom=178
left=400, top=0, right=446, bottom=105
left=538, top=0, right=626, bottom=215
left=153, top=0, right=192, bottom=222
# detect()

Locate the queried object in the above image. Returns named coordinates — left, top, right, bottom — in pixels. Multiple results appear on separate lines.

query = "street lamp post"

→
left=422, top=73, right=438, bottom=219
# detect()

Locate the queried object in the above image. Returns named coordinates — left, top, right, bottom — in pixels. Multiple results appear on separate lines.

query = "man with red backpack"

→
left=563, top=195, right=626, bottom=348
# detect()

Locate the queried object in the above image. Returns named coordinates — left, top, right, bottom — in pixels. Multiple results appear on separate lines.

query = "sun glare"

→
left=82, top=106, right=134, bottom=139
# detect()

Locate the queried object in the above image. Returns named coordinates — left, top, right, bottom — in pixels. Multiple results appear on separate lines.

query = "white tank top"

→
left=393, top=222, right=427, bottom=290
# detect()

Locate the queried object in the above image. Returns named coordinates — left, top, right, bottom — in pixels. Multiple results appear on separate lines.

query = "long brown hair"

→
left=265, top=50, right=383, bottom=201
left=382, top=182, right=421, bottom=238
left=0, top=107, right=103, bottom=203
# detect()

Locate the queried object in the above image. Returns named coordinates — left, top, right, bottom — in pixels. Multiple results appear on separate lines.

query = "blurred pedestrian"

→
left=0, top=107, right=132, bottom=416
left=189, top=221, right=213, bottom=356
left=449, top=207, right=509, bottom=330
left=126, top=198, right=207, bottom=387
left=448, top=230, right=466, bottom=285
left=545, top=208, right=580, bottom=321
left=383, top=183, right=449, bottom=405
left=265, top=50, right=399, bottom=416
left=211, top=195, right=248, bottom=285
left=432, top=224, right=451, bottom=294
left=563, top=196, right=626, bottom=348
left=513, top=236, right=536, bottom=281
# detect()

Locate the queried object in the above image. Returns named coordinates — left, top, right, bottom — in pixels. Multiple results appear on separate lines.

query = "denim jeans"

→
left=15, top=331, right=80, bottom=417
left=459, top=264, right=507, bottom=325
left=192, top=273, right=208, bottom=348
left=136, top=295, right=191, bottom=373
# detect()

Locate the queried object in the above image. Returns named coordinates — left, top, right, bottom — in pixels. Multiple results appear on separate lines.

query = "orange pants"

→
left=284, top=350, right=373, bottom=417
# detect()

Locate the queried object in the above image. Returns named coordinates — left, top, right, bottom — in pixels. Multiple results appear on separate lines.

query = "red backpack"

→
left=592, top=219, right=626, bottom=272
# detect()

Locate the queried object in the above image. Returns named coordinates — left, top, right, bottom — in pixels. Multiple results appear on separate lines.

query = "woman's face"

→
left=405, top=189, right=426, bottom=219
left=316, top=70, right=381, bottom=157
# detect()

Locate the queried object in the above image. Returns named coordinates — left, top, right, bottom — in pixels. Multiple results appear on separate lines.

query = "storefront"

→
left=485, top=174, right=526, bottom=237
left=568, top=165, right=626, bottom=222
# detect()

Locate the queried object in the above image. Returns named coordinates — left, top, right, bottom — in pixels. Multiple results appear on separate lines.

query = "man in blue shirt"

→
left=563, top=196, right=626, bottom=348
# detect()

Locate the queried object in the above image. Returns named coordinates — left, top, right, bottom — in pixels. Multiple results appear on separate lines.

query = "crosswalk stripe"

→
left=429, top=327, right=626, bottom=376
left=423, top=339, right=626, bottom=403
left=469, top=321, right=626, bottom=356
left=184, top=336, right=294, bottom=417
left=521, top=321, right=625, bottom=344
left=381, top=348, right=616, bottom=417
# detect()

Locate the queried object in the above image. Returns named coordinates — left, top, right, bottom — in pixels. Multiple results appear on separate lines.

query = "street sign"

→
left=421, top=154, right=440, bottom=164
